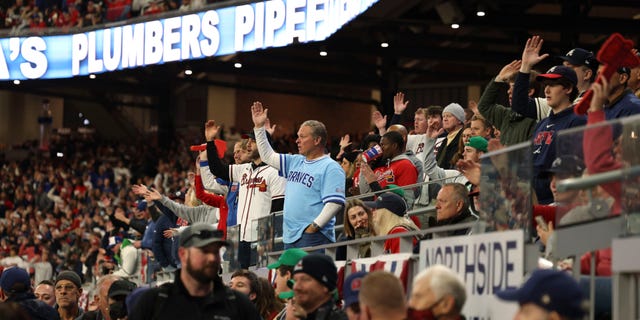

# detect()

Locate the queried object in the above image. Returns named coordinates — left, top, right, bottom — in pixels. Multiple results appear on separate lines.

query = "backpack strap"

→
left=152, top=283, right=171, bottom=320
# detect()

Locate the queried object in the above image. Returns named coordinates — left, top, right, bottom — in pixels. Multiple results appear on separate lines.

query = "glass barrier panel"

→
left=555, top=114, right=640, bottom=229
left=478, top=141, right=534, bottom=241
left=224, top=225, right=241, bottom=273
left=254, top=215, right=275, bottom=268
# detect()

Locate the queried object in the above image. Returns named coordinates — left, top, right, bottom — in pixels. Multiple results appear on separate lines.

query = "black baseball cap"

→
left=559, top=48, right=598, bottom=71
left=546, top=155, right=584, bottom=178
left=179, top=223, right=229, bottom=248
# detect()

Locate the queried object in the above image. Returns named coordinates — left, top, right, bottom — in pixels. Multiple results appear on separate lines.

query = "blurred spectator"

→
left=359, top=271, right=406, bottom=320
left=0, top=266, right=61, bottom=320
left=496, top=269, right=586, bottom=320
left=407, top=264, right=466, bottom=320
left=34, top=279, right=56, bottom=306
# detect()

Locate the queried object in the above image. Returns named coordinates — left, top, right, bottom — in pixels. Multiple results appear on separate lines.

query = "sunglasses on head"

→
left=184, top=229, right=224, bottom=245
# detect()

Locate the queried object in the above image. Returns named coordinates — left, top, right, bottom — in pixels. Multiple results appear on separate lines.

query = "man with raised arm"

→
left=204, top=120, right=285, bottom=269
left=251, top=102, right=346, bottom=249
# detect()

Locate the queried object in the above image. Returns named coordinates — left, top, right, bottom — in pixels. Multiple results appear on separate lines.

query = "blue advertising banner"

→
left=0, top=0, right=379, bottom=80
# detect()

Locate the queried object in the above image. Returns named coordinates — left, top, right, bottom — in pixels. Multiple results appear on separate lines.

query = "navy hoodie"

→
left=532, top=106, right=586, bottom=204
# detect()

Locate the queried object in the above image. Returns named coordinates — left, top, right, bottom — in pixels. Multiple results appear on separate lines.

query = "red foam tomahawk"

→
left=190, top=139, right=227, bottom=159
left=574, top=33, right=640, bottom=115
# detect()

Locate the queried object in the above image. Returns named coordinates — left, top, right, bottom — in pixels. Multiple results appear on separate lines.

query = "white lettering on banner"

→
left=144, top=20, right=163, bottom=65
left=163, top=16, right=182, bottom=62
left=72, top=33, right=88, bottom=75
left=103, top=28, right=122, bottom=71
left=20, top=37, right=47, bottom=79
left=264, top=0, right=285, bottom=47
left=181, top=14, right=201, bottom=59
left=122, top=23, right=145, bottom=68
left=285, top=0, right=306, bottom=43
left=235, top=4, right=254, bottom=52
left=0, top=0, right=379, bottom=80
left=200, top=11, right=220, bottom=56
left=306, top=0, right=326, bottom=41
left=419, top=230, right=524, bottom=320
left=88, top=32, right=103, bottom=73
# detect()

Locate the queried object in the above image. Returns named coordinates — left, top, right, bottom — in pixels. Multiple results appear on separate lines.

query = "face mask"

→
left=109, top=301, right=127, bottom=320
left=407, top=297, right=444, bottom=320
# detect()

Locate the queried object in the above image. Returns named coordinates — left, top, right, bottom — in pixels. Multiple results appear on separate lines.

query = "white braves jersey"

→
left=230, top=162, right=286, bottom=241
left=406, top=134, right=428, bottom=164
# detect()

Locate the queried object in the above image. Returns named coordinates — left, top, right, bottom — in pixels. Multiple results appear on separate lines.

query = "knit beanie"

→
left=292, top=253, right=337, bottom=292
left=443, top=103, right=466, bottom=124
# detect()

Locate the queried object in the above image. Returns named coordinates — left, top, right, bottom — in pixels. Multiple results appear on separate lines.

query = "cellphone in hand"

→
left=535, top=216, right=548, bottom=231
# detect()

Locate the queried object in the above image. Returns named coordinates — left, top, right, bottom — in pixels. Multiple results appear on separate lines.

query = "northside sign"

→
left=0, top=0, right=379, bottom=80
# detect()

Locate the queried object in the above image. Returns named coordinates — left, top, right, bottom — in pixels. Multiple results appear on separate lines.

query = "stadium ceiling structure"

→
left=2, top=0, right=639, bottom=110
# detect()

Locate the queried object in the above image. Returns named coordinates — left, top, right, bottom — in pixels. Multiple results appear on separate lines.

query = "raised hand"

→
left=339, top=134, right=351, bottom=150
left=521, top=36, right=549, bottom=72
left=393, top=92, right=409, bottom=115
left=496, top=60, right=522, bottom=82
left=468, top=100, right=479, bottom=115
left=536, top=221, right=554, bottom=246
left=426, top=122, right=444, bottom=140
left=487, top=138, right=504, bottom=152
left=456, top=159, right=481, bottom=185
left=372, top=111, right=387, bottom=132
left=265, top=118, right=277, bottom=136
left=588, top=76, right=610, bottom=112
left=360, top=162, right=377, bottom=184
left=144, top=188, right=162, bottom=201
left=131, top=184, right=149, bottom=195
left=204, top=120, right=220, bottom=141
left=251, top=101, right=268, bottom=128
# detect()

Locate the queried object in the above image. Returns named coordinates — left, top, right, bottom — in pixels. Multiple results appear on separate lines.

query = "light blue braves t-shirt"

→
left=278, top=154, right=346, bottom=243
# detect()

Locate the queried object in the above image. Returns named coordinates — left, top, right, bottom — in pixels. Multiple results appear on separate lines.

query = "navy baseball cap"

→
left=559, top=48, right=598, bottom=70
left=496, top=269, right=586, bottom=318
left=0, top=267, right=30, bottom=293
left=136, top=200, right=147, bottom=211
left=343, top=271, right=367, bottom=308
left=536, top=65, right=578, bottom=87
left=363, top=192, right=407, bottom=217
left=546, top=155, right=584, bottom=177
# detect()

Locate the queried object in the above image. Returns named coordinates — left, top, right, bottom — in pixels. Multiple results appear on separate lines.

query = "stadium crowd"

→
left=0, top=32, right=639, bottom=319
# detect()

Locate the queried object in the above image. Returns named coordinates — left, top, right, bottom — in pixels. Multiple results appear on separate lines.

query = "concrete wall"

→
left=0, top=91, right=63, bottom=147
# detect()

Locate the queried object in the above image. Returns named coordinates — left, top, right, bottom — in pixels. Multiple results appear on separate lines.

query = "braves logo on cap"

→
left=351, top=278, right=362, bottom=291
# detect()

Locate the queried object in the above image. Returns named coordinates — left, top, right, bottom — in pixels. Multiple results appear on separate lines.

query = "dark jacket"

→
left=531, top=106, right=586, bottom=204
left=430, top=208, right=477, bottom=238
left=605, top=89, right=640, bottom=120
left=129, top=269, right=260, bottom=320
left=303, top=299, right=348, bottom=320
left=6, top=291, right=61, bottom=320
left=477, top=78, right=537, bottom=146
left=436, top=128, right=463, bottom=169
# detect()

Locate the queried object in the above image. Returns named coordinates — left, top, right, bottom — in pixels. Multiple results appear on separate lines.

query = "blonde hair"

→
left=185, top=188, right=202, bottom=207
left=371, top=208, right=418, bottom=236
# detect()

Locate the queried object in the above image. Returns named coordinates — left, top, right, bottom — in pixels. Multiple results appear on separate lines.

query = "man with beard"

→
left=129, top=223, right=260, bottom=320
left=204, top=119, right=286, bottom=269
